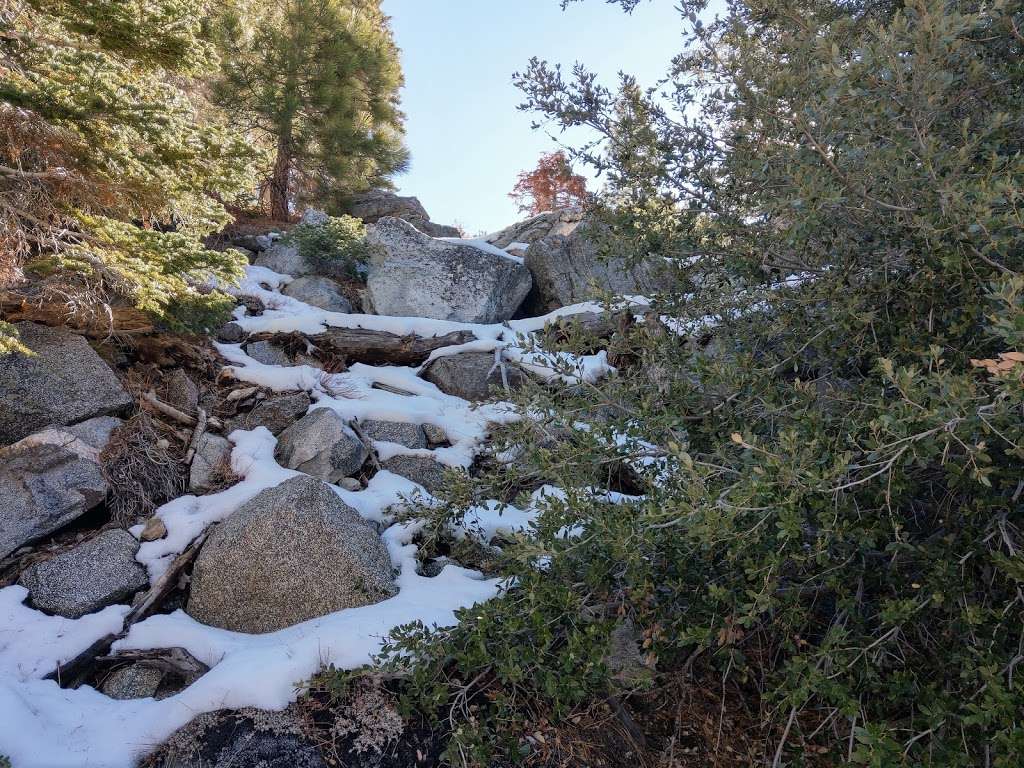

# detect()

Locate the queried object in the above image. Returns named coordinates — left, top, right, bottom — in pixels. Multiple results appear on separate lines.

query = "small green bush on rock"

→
left=282, top=215, right=371, bottom=281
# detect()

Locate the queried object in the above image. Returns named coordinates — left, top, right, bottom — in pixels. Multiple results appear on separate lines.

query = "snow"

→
left=0, top=263, right=641, bottom=768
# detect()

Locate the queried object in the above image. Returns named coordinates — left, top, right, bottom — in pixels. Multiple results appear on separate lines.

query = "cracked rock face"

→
left=366, top=217, right=532, bottom=323
left=0, top=322, right=133, bottom=446
left=275, top=409, right=368, bottom=483
left=0, top=417, right=122, bottom=560
left=187, top=476, right=396, bottom=633
left=18, top=528, right=148, bottom=618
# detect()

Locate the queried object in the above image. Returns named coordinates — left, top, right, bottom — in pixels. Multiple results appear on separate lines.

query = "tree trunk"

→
left=269, top=132, right=292, bottom=221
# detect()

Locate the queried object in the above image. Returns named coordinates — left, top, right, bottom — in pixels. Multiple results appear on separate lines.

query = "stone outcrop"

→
left=0, top=322, right=133, bottom=445
left=18, top=528, right=148, bottom=618
left=231, top=392, right=311, bottom=435
left=380, top=455, right=452, bottom=495
left=421, top=351, right=529, bottom=401
left=486, top=207, right=585, bottom=250
left=281, top=276, right=353, bottom=313
left=188, top=432, right=232, bottom=495
left=187, top=476, right=395, bottom=633
left=344, top=190, right=459, bottom=237
left=366, top=217, right=532, bottom=323
left=522, top=216, right=669, bottom=313
left=0, top=417, right=121, bottom=559
left=275, top=409, right=368, bottom=482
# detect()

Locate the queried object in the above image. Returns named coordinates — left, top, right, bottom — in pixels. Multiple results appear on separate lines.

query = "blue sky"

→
left=380, top=0, right=690, bottom=236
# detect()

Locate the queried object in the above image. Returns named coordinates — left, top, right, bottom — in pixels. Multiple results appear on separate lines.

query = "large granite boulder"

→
left=18, top=528, right=148, bottom=618
left=253, top=241, right=312, bottom=278
left=188, top=476, right=396, bottom=633
left=366, top=217, right=532, bottom=323
left=486, top=207, right=585, bottom=250
left=0, top=417, right=121, bottom=559
left=421, top=352, right=529, bottom=401
left=0, top=323, right=133, bottom=445
left=281, top=276, right=353, bottom=313
left=275, top=409, right=368, bottom=482
left=522, top=217, right=670, bottom=313
left=344, top=190, right=459, bottom=237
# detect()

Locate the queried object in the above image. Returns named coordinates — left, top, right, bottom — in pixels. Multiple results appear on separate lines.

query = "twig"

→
left=184, top=408, right=208, bottom=465
left=772, top=706, right=798, bottom=768
left=142, top=391, right=197, bottom=427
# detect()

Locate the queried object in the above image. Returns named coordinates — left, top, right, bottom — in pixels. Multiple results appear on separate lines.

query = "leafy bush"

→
left=359, top=1, right=1024, bottom=765
left=282, top=215, right=371, bottom=281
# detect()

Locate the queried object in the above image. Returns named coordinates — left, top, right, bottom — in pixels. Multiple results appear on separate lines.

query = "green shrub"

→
left=364, top=1, right=1024, bottom=765
left=282, top=215, right=371, bottom=281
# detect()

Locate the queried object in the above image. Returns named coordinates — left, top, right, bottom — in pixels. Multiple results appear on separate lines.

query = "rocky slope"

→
left=0, top=206, right=651, bottom=768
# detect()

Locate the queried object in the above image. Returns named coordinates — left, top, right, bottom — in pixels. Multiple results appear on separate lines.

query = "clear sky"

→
left=380, top=0, right=689, bottom=236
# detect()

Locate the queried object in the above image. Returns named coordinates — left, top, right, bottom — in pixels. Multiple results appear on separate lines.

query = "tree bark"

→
left=269, top=131, right=292, bottom=221
left=246, top=327, right=477, bottom=367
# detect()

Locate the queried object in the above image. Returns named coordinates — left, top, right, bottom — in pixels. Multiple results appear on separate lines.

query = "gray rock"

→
left=380, top=455, right=452, bottom=494
left=422, top=423, right=448, bottom=445
left=230, top=234, right=271, bottom=253
left=254, top=241, right=311, bottom=278
left=359, top=420, right=427, bottom=449
left=216, top=321, right=247, bottom=343
left=422, top=352, right=528, bottom=401
left=282, top=276, right=353, bottom=313
left=156, top=709, right=327, bottom=768
left=233, top=392, right=310, bottom=435
left=337, top=477, right=362, bottom=492
left=344, top=189, right=459, bottom=237
left=300, top=208, right=330, bottom=227
left=0, top=322, right=133, bottom=445
left=164, top=370, right=199, bottom=413
left=18, top=529, right=149, bottom=618
left=188, top=476, right=395, bottom=633
left=189, top=433, right=232, bottom=494
left=522, top=217, right=670, bottom=313
left=0, top=418, right=120, bottom=559
left=243, top=340, right=292, bottom=367
left=275, top=409, right=368, bottom=482
left=366, top=217, right=532, bottom=323
left=486, top=207, right=585, bottom=250
left=101, top=664, right=165, bottom=700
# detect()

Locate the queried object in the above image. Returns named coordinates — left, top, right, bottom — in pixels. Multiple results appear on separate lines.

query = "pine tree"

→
left=509, top=150, right=589, bottom=215
left=211, top=0, right=409, bottom=221
left=0, top=0, right=257, bottom=349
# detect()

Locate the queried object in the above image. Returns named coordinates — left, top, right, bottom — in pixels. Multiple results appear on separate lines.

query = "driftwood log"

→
left=247, top=327, right=476, bottom=367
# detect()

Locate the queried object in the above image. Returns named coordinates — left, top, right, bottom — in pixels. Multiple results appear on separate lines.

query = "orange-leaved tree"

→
left=509, top=151, right=589, bottom=215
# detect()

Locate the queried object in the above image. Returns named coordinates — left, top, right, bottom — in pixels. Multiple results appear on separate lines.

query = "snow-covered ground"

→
left=0, top=265, right=631, bottom=768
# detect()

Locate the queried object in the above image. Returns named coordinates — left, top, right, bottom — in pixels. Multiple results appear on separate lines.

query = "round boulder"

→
left=188, top=476, right=395, bottom=633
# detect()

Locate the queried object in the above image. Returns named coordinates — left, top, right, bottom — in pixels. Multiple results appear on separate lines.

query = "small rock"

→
left=187, top=476, right=395, bottom=633
left=189, top=433, right=233, bottom=494
left=359, top=420, right=427, bottom=449
left=422, top=352, right=529, bottom=401
left=276, top=409, right=367, bottom=483
left=101, top=664, right=165, bottom=700
left=243, top=340, right=292, bottom=367
left=164, top=370, right=199, bottom=413
left=337, top=477, right=362, bottom=491
left=18, top=529, right=149, bottom=618
left=232, top=392, right=311, bottom=435
left=380, top=455, right=451, bottom=494
left=216, top=321, right=247, bottom=343
left=0, top=322, right=133, bottom=445
left=300, top=208, right=330, bottom=227
left=422, top=423, right=448, bottom=445
left=254, top=242, right=310, bottom=278
left=140, top=516, right=167, bottom=542
left=282, top=276, right=353, bottom=313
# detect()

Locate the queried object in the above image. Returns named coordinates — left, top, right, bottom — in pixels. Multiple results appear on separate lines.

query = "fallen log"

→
left=0, top=293, right=153, bottom=336
left=95, top=647, right=208, bottom=687
left=246, top=327, right=476, bottom=367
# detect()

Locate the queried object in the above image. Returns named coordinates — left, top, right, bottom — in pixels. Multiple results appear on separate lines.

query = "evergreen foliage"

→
left=209, top=0, right=409, bottom=220
left=370, top=1, right=1024, bottom=764
left=282, top=214, right=371, bottom=281
left=0, top=0, right=256, bottom=342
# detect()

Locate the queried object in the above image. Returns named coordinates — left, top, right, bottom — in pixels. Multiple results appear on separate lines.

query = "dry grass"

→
left=101, top=413, right=186, bottom=526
